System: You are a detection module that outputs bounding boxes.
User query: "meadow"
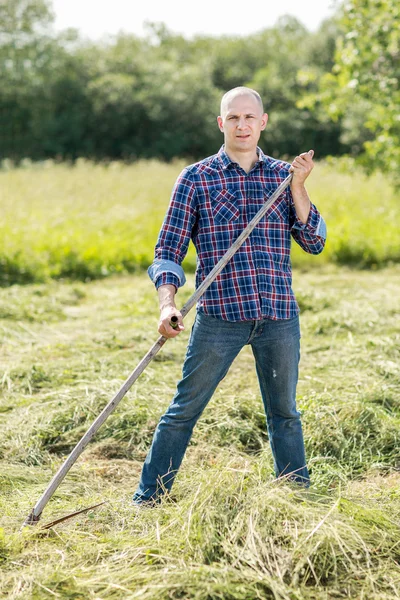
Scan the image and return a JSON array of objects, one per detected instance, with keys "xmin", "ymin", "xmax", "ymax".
[
  {"xmin": 0, "ymin": 160, "xmax": 399, "ymax": 599},
  {"xmin": 1, "ymin": 158, "xmax": 400, "ymax": 286}
]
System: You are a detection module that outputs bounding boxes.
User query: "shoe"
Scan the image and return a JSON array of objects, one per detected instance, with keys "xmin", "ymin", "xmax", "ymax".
[{"xmin": 132, "ymin": 498, "xmax": 159, "ymax": 509}]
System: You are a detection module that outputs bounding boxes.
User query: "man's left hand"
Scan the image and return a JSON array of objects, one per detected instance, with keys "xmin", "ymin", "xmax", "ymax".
[{"xmin": 289, "ymin": 149, "xmax": 314, "ymax": 186}]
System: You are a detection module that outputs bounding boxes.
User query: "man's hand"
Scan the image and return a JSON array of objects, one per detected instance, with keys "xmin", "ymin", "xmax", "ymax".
[
  {"xmin": 157, "ymin": 284, "xmax": 184, "ymax": 338},
  {"xmin": 289, "ymin": 150, "xmax": 315, "ymax": 224},
  {"xmin": 289, "ymin": 149, "xmax": 314, "ymax": 187},
  {"xmin": 158, "ymin": 306, "xmax": 184, "ymax": 338}
]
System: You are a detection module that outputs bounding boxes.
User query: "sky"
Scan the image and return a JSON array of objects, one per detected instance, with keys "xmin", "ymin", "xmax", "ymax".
[{"xmin": 51, "ymin": 0, "xmax": 340, "ymax": 40}]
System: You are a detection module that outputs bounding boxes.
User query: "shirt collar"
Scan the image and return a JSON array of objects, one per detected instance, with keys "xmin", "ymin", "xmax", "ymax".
[{"xmin": 217, "ymin": 145, "xmax": 267, "ymax": 170}]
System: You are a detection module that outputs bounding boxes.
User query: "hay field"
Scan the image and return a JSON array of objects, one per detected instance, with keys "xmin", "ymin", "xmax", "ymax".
[{"xmin": 0, "ymin": 160, "xmax": 399, "ymax": 599}]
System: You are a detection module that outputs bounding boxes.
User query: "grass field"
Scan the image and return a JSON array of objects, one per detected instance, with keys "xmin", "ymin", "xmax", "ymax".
[
  {"xmin": 1, "ymin": 263, "xmax": 400, "ymax": 599},
  {"xmin": 1, "ymin": 160, "xmax": 399, "ymax": 598},
  {"xmin": 1, "ymin": 159, "xmax": 400, "ymax": 286}
]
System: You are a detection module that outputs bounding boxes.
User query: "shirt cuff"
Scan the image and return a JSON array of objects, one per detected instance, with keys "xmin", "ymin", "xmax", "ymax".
[
  {"xmin": 148, "ymin": 259, "xmax": 186, "ymax": 290},
  {"xmin": 155, "ymin": 272, "xmax": 180, "ymax": 290},
  {"xmin": 315, "ymin": 216, "xmax": 327, "ymax": 239},
  {"xmin": 291, "ymin": 204, "xmax": 326, "ymax": 239}
]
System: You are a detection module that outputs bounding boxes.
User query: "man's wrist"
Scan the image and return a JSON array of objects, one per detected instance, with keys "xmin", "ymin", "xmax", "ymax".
[
  {"xmin": 160, "ymin": 301, "xmax": 176, "ymax": 312},
  {"xmin": 158, "ymin": 284, "xmax": 177, "ymax": 312},
  {"xmin": 290, "ymin": 181, "xmax": 307, "ymax": 192}
]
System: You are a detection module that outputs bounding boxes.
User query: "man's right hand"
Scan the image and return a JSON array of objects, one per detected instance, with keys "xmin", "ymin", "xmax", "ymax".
[{"xmin": 158, "ymin": 306, "xmax": 184, "ymax": 338}]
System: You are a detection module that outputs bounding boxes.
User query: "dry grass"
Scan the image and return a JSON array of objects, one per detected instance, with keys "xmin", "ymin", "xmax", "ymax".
[{"xmin": 0, "ymin": 266, "xmax": 400, "ymax": 598}]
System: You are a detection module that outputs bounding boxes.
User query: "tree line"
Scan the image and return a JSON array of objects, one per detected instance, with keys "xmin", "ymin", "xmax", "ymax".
[{"xmin": 1, "ymin": 0, "xmax": 398, "ymax": 175}]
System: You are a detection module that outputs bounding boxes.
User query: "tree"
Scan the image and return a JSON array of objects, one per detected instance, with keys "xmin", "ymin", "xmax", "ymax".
[
  {"xmin": 0, "ymin": 0, "xmax": 56, "ymax": 158},
  {"xmin": 0, "ymin": 3, "xmax": 347, "ymax": 163},
  {"xmin": 248, "ymin": 16, "xmax": 345, "ymax": 158},
  {"xmin": 317, "ymin": 0, "xmax": 400, "ymax": 174}
]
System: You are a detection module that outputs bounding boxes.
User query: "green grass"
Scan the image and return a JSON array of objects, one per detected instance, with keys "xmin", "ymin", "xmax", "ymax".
[
  {"xmin": 1, "ymin": 266, "xmax": 400, "ymax": 598},
  {"xmin": 0, "ymin": 159, "xmax": 191, "ymax": 285},
  {"xmin": 1, "ymin": 159, "xmax": 399, "ymax": 285}
]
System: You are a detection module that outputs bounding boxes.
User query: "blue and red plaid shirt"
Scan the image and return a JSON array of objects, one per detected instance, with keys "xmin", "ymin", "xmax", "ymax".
[{"xmin": 148, "ymin": 146, "xmax": 326, "ymax": 321}]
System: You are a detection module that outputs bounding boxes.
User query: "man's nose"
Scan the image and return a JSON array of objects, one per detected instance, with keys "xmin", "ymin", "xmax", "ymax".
[{"xmin": 237, "ymin": 116, "xmax": 247, "ymax": 129}]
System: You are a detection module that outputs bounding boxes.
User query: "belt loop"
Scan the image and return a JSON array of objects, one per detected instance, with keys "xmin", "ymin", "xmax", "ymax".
[{"xmin": 246, "ymin": 320, "xmax": 257, "ymax": 344}]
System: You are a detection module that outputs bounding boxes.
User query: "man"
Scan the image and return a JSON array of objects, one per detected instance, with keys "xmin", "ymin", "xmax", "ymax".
[{"xmin": 133, "ymin": 86, "xmax": 326, "ymax": 505}]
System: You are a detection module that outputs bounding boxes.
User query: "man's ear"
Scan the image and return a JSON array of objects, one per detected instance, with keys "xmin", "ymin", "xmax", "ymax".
[
  {"xmin": 261, "ymin": 113, "xmax": 268, "ymax": 131},
  {"xmin": 217, "ymin": 116, "xmax": 224, "ymax": 132}
]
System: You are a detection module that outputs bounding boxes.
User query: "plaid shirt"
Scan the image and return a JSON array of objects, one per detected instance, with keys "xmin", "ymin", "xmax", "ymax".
[{"xmin": 148, "ymin": 146, "xmax": 326, "ymax": 321}]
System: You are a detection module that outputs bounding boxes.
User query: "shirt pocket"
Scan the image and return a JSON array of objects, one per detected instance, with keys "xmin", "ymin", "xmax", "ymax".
[
  {"xmin": 210, "ymin": 188, "xmax": 240, "ymax": 223},
  {"xmin": 263, "ymin": 187, "xmax": 289, "ymax": 222}
]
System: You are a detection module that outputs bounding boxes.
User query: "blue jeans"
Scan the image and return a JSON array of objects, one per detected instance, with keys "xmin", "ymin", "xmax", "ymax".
[{"xmin": 133, "ymin": 312, "xmax": 309, "ymax": 503}]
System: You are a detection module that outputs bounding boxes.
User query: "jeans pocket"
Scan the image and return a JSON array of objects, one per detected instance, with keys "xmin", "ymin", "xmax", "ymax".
[{"xmin": 262, "ymin": 315, "xmax": 300, "ymax": 340}]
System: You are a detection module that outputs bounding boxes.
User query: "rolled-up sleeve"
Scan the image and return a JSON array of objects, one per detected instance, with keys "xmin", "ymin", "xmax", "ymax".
[
  {"xmin": 148, "ymin": 259, "xmax": 186, "ymax": 290},
  {"xmin": 287, "ymin": 188, "xmax": 327, "ymax": 255},
  {"xmin": 148, "ymin": 169, "xmax": 197, "ymax": 290}
]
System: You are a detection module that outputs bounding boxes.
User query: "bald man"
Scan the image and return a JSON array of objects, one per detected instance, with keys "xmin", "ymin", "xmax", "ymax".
[{"xmin": 133, "ymin": 86, "xmax": 327, "ymax": 505}]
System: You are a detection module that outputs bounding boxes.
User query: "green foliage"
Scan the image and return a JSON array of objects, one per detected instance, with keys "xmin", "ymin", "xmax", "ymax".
[
  {"xmin": 0, "ymin": 1, "xmax": 346, "ymax": 162},
  {"xmin": 10, "ymin": 0, "xmax": 400, "ymax": 172},
  {"xmin": 0, "ymin": 0, "xmax": 71, "ymax": 158},
  {"xmin": 314, "ymin": 0, "xmax": 400, "ymax": 176},
  {"xmin": 0, "ymin": 0, "xmax": 53, "ymax": 33}
]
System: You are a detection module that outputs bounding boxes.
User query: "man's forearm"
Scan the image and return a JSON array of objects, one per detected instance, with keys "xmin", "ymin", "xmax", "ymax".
[
  {"xmin": 157, "ymin": 284, "xmax": 184, "ymax": 338},
  {"xmin": 290, "ymin": 183, "xmax": 311, "ymax": 224},
  {"xmin": 158, "ymin": 284, "xmax": 177, "ymax": 311}
]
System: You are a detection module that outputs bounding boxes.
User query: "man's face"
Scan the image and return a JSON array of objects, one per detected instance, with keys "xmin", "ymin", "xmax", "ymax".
[{"xmin": 217, "ymin": 93, "xmax": 268, "ymax": 154}]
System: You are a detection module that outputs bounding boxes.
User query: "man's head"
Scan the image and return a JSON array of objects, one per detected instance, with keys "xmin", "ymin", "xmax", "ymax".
[
  {"xmin": 217, "ymin": 87, "xmax": 268, "ymax": 156},
  {"xmin": 220, "ymin": 87, "xmax": 264, "ymax": 118}
]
